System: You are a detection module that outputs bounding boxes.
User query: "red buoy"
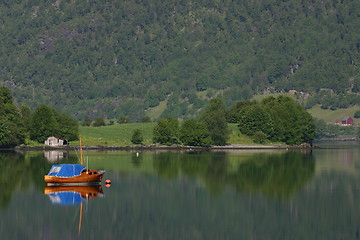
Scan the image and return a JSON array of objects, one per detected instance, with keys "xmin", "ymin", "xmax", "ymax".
[{"xmin": 105, "ymin": 179, "xmax": 112, "ymax": 188}]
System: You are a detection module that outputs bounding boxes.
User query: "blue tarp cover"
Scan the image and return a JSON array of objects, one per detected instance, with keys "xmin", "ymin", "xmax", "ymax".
[
  {"xmin": 47, "ymin": 164, "xmax": 85, "ymax": 177},
  {"xmin": 48, "ymin": 191, "xmax": 83, "ymax": 205}
]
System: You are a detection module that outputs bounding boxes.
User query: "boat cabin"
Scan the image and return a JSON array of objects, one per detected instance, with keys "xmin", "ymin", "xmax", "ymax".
[{"xmin": 47, "ymin": 164, "xmax": 85, "ymax": 177}]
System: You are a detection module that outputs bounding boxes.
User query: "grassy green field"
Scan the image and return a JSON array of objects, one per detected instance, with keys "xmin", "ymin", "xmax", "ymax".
[
  {"xmin": 70, "ymin": 122, "xmax": 261, "ymax": 146},
  {"xmin": 307, "ymin": 104, "xmax": 360, "ymax": 124},
  {"xmin": 74, "ymin": 123, "xmax": 157, "ymax": 146},
  {"xmin": 145, "ymin": 99, "xmax": 168, "ymax": 120}
]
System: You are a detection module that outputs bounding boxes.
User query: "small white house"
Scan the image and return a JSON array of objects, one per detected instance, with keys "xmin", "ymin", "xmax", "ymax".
[{"xmin": 44, "ymin": 136, "xmax": 68, "ymax": 146}]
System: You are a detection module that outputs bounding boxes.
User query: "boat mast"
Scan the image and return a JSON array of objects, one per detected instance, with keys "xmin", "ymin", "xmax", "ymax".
[{"xmin": 79, "ymin": 136, "xmax": 84, "ymax": 165}]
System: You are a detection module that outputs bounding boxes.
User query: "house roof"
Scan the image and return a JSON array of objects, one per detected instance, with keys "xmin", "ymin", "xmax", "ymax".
[
  {"xmin": 47, "ymin": 136, "xmax": 60, "ymax": 140},
  {"xmin": 342, "ymin": 116, "xmax": 352, "ymax": 121}
]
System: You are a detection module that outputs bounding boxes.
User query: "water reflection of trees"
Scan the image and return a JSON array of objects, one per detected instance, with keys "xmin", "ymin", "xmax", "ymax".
[
  {"xmin": 228, "ymin": 151, "xmax": 315, "ymax": 199},
  {"xmin": 131, "ymin": 152, "xmax": 143, "ymax": 168},
  {"xmin": 153, "ymin": 151, "xmax": 315, "ymax": 199},
  {"xmin": 0, "ymin": 151, "xmax": 79, "ymax": 210}
]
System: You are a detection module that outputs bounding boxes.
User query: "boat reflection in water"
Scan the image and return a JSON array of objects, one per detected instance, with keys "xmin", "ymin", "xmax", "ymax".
[
  {"xmin": 44, "ymin": 185, "xmax": 104, "ymax": 235},
  {"xmin": 44, "ymin": 185, "xmax": 104, "ymax": 205}
]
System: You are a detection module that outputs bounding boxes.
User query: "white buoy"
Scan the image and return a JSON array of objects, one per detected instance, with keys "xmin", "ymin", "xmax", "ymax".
[{"xmin": 136, "ymin": 152, "xmax": 139, "ymax": 157}]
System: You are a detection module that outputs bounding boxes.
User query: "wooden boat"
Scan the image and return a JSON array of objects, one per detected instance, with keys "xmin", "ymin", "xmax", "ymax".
[
  {"xmin": 44, "ymin": 164, "xmax": 105, "ymax": 184},
  {"xmin": 44, "ymin": 137, "xmax": 105, "ymax": 185}
]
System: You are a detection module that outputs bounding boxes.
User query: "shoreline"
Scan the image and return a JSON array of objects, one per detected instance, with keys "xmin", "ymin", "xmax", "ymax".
[
  {"xmin": 7, "ymin": 143, "xmax": 314, "ymax": 152},
  {"xmin": 4, "ymin": 138, "xmax": 356, "ymax": 152}
]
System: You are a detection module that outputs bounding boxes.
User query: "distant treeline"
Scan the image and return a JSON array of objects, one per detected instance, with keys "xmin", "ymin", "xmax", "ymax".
[
  {"xmin": 306, "ymin": 92, "xmax": 360, "ymax": 110},
  {"xmin": 0, "ymin": 0, "xmax": 359, "ymax": 120}
]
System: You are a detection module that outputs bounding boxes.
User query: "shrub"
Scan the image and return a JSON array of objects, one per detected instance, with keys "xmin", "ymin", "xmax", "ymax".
[
  {"xmin": 131, "ymin": 129, "xmax": 144, "ymax": 144},
  {"xmin": 153, "ymin": 117, "xmax": 179, "ymax": 145},
  {"xmin": 354, "ymin": 110, "xmax": 360, "ymax": 118},
  {"xmin": 252, "ymin": 131, "xmax": 268, "ymax": 144},
  {"xmin": 118, "ymin": 116, "xmax": 130, "ymax": 124},
  {"xmin": 92, "ymin": 116, "xmax": 106, "ymax": 127}
]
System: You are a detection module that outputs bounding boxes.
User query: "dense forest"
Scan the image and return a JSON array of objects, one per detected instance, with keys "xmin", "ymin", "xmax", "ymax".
[{"xmin": 0, "ymin": 0, "xmax": 359, "ymax": 120}]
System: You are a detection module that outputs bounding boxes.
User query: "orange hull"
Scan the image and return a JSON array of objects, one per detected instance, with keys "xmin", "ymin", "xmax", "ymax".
[{"xmin": 44, "ymin": 170, "xmax": 105, "ymax": 184}]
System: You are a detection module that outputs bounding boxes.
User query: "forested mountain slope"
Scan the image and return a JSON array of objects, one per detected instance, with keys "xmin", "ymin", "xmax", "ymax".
[{"xmin": 0, "ymin": 0, "xmax": 359, "ymax": 120}]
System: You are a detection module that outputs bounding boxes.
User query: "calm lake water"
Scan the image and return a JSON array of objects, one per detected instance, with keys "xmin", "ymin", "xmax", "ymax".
[{"xmin": 1, "ymin": 142, "xmax": 360, "ymax": 240}]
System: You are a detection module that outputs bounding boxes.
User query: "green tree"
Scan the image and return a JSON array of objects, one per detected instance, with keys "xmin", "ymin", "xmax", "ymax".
[
  {"xmin": 252, "ymin": 131, "xmax": 269, "ymax": 144},
  {"xmin": 19, "ymin": 104, "xmax": 32, "ymax": 132},
  {"xmin": 0, "ymin": 88, "xmax": 26, "ymax": 147},
  {"xmin": 0, "ymin": 107, "xmax": 26, "ymax": 147},
  {"xmin": 314, "ymin": 118, "xmax": 338, "ymax": 139},
  {"xmin": 227, "ymin": 100, "xmax": 257, "ymax": 123},
  {"xmin": 199, "ymin": 99, "xmax": 229, "ymax": 145},
  {"xmin": 55, "ymin": 113, "xmax": 79, "ymax": 141},
  {"xmin": 262, "ymin": 95, "xmax": 315, "ymax": 144},
  {"xmin": 141, "ymin": 116, "xmax": 152, "ymax": 123},
  {"xmin": 179, "ymin": 119, "xmax": 212, "ymax": 146},
  {"xmin": 238, "ymin": 103, "xmax": 274, "ymax": 140},
  {"xmin": 118, "ymin": 115, "xmax": 130, "ymax": 124},
  {"xmin": 153, "ymin": 117, "xmax": 179, "ymax": 145},
  {"xmin": 29, "ymin": 105, "xmax": 78, "ymax": 142},
  {"xmin": 0, "ymin": 87, "xmax": 13, "ymax": 105},
  {"xmin": 30, "ymin": 105, "xmax": 59, "ymax": 143},
  {"xmin": 93, "ymin": 116, "xmax": 106, "ymax": 127},
  {"xmin": 131, "ymin": 129, "xmax": 144, "ymax": 144},
  {"xmin": 82, "ymin": 115, "xmax": 92, "ymax": 126}
]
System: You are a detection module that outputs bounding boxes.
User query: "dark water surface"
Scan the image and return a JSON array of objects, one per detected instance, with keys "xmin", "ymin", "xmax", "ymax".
[{"xmin": 1, "ymin": 142, "xmax": 360, "ymax": 239}]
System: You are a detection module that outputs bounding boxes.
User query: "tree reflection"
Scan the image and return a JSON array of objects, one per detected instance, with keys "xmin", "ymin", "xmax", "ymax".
[
  {"xmin": 180, "ymin": 151, "xmax": 229, "ymax": 194},
  {"xmin": 228, "ymin": 151, "xmax": 315, "ymax": 199},
  {"xmin": 203, "ymin": 153, "xmax": 229, "ymax": 195},
  {"xmin": 153, "ymin": 152, "xmax": 180, "ymax": 180},
  {"xmin": 0, "ymin": 152, "xmax": 48, "ymax": 209},
  {"xmin": 153, "ymin": 150, "xmax": 315, "ymax": 199},
  {"xmin": 0, "ymin": 151, "xmax": 79, "ymax": 210}
]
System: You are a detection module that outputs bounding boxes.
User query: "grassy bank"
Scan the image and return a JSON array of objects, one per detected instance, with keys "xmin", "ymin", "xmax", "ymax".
[
  {"xmin": 73, "ymin": 123, "xmax": 157, "ymax": 146},
  {"xmin": 21, "ymin": 123, "xmax": 284, "ymax": 147},
  {"xmin": 67, "ymin": 123, "xmax": 264, "ymax": 146}
]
